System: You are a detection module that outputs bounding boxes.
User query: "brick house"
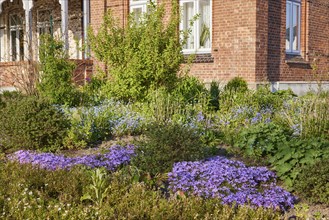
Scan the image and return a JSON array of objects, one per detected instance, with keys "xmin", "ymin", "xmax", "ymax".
[{"xmin": 0, "ymin": 0, "xmax": 328, "ymax": 94}]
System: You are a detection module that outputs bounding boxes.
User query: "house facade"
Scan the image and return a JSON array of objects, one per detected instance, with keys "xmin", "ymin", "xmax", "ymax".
[{"xmin": 0, "ymin": 0, "xmax": 328, "ymax": 93}]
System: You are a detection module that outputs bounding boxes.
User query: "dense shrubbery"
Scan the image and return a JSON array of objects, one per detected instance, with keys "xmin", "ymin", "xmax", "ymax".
[
  {"xmin": 233, "ymin": 122, "xmax": 291, "ymax": 160},
  {"xmin": 132, "ymin": 122, "xmax": 214, "ymax": 176},
  {"xmin": 37, "ymin": 35, "xmax": 80, "ymax": 106},
  {"xmin": 294, "ymin": 159, "xmax": 329, "ymax": 205},
  {"xmin": 0, "ymin": 96, "xmax": 69, "ymax": 152},
  {"xmin": 269, "ymin": 137, "xmax": 329, "ymax": 188},
  {"xmin": 89, "ymin": 2, "xmax": 183, "ymax": 102},
  {"xmin": 0, "ymin": 162, "xmax": 281, "ymax": 219}
]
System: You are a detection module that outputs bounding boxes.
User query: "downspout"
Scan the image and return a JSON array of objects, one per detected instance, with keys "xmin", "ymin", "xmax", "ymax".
[{"xmin": 304, "ymin": 0, "xmax": 308, "ymax": 62}]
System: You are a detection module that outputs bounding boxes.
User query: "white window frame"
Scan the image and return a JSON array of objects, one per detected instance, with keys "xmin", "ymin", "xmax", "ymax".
[
  {"xmin": 286, "ymin": 0, "xmax": 301, "ymax": 55},
  {"xmin": 9, "ymin": 13, "xmax": 24, "ymax": 61},
  {"xmin": 130, "ymin": 0, "xmax": 148, "ymax": 13},
  {"xmin": 180, "ymin": 0, "xmax": 212, "ymax": 54}
]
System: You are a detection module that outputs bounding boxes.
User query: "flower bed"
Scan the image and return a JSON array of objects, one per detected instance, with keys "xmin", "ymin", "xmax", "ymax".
[
  {"xmin": 8, "ymin": 145, "xmax": 135, "ymax": 171},
  {"xmin": 168, "ymin": 156, "xmax": 295, "ymax": 211}
]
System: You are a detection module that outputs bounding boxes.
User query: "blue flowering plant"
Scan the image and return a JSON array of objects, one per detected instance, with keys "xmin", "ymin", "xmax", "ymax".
[
  {"xmin": 64, "ymin": 100, "xmax": 149, "ymax": 149},
  {"xmin": 8, "ymin": 145, "xmax": 135, "ymax": 172},
  {"xmin": 168, "ymin": 156, "xmax": 296, "ymax": 211}
]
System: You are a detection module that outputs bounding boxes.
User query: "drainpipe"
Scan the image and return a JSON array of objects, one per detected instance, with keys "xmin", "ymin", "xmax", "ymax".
[{"xmin": 304, "ymin": 0, "xmax": 309, "ymax": 62}]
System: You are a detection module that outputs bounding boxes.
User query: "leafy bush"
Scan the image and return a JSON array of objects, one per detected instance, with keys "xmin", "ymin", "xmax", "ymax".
[
  {"xmin": 0, "ymin": 91, "xmax": 24, "ymax": 109},
  {"xmin": 89, "ymin": 2, "xmax": 183, "ymax": 101},
  {"xmin": 132, "ymin": 122, "xmax": 212, "ymax": 175},
  {"xmin": 224, "ymin": 77, "xmax": 248, "ymax": 93},
  {"xmin": 0, "ymin": 96, "xmax": 69, "ymax": 152},
  {"xmin": 269, "ymin": 137, "xmax": 329, "ymax": 188},
  {"xmin": 251, "ymin": 86, "xmax": 286, "ymax": 110},
  {"xmin": 294, "ymin": 159, "xmax": 329, "ymax": 205},
  {"xmin": 0, "ymin": 162, "xmax": 91, "ymax": 205},
  {"xmin": 37, "ymin": 34, "xmax": 79, "ymax": 106},
  {"xmin": 233, "ymin": 123, "xmax": 291, "ymax": 159},
  {"xmin": 208, "ymin": 81, "xmax": 220, "ymax": 111},
  {"xmin": 64, "ymin": 101, "xmax": 147, "ymax": 149},
  {"xmin": 172, "ymin": 75, "xmax": 207, "ymax": 103}
]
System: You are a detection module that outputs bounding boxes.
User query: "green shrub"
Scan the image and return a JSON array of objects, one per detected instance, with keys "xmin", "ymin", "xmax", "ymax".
[
  {"xmin": 224, "ymin": 77, "xmax": 248, "ymax": 93},
  {"xmin": 0, "ymin": 91, "xmax": 24, "ymax": 109},
  {"xmin": 269, "ymin": 137, "xmax": 329, "ymax": 188},
  {"xmin": 64, "ymin": 105, "xmax": 116, "ymax": 149},
  {"xmin": 89, "ymin": 2, "xmax": 183, "ymax": 102},
  {"xmin": 132, "ymin": 122, "xmax": 212, "ymax": 175},
  {"xmin": 172, "ymin": 75, "xmax": 207, "ymax": 103},
  {"xmin": 37, "ymin": 34, "xmax": 79, "ymax": 106},
  {"xmin": 0, "ymin": 96, "xmax": 69, "ymax": 152},
  {"xmin": 208, "ymin": 81, "xmax": 220, "ymax": 111},
  {"xmin": 234, "ymin": 123, "xmax": 290, "ymax": 160},
  {"xmin": 294, "ymin": 159, "xmax": 329, "ymax": 205}
]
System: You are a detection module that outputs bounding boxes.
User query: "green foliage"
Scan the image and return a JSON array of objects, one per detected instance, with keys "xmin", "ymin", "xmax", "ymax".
[
  {"xmin": 0, "ymin": 162, "xmax": 90, "ymax": 206},
  {"xmin": 251, "ymin": 85, "xmax": 286, "ymax": 110},
  {"xmin": 277, "ymin": 94, "xmax": 329, "ymax": 139},
  {"xmin": 208, "ymin": 81, "xmax": 220, "ymax": 111},
  {"xmin": 172, "ymin": 75, "xmax": 207, "ymax": 104},
  {"xmin": 224, "ymin": 77, "xmax": 248, "ymax": 93},
  {"xmin": 0, "ymin": 91, "xmax": 24, "ymax": 109},
  {"xmin": 64, "ymin": 105, "xmax": 115, "ymax": 149},
  {"xmin": 294, "ymin": 159, "xmax": 329, "ymax": 205},
  {"xmin": 234, "ymin": 123, "xmax": 290, "ymax": 160},
  {"xmin": 37, "ymin": 34, "xmax": 79, "ymax": 106},
  {"xmin": 269, "ymin": 138, "xmax": 329, "ymax": 188},
  {"xmin": 89, "ymin": 2, "xmax": 183, "ymax": 101},
  {"xmin": 81, "ymin": 168, "xmax": 111, "ymax": 207},
  {"xmin": 79, "ymin": 75, "xmax": 106, "ymax": 106},
  {"xmin": 132, "ymin": 122, "xmax": 212, "ymax": 176},
  {"xmin": 0, "ymin": 162, "xmax": 281, "ymax": 219},
  {"xmin": 0, "ymin": 96, "xmax": 69, "ymax": 152}
]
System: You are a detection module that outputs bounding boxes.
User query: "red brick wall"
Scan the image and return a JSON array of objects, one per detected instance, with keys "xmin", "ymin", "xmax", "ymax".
[{"xmin": 256, "ymin": 0, "xmax": 329, "ymax": 82}]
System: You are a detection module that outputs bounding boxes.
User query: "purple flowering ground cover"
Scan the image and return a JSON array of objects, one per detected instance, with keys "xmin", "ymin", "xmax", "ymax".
[
  {"xmin": 8, "ymin": 145, "xmax": 135, "ymax": 171},
  {"xmin": 8, "ymin": 144, "xmax": 295, "ymax": 211},
  {"xmin": 168, "ymin": 156, "xmax": 295, "ymax": 211}
]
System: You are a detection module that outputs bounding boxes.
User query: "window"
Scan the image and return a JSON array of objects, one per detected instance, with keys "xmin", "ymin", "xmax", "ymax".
[
  {"xmin": 180, "ymin": 0, "xmax": 211, "ymax": 53},
  {"xmin": 10, "ymin": 14, "xmax": 24, "ymax": 61},
  {"xmin": 37, "ymin": 10, "xmax": 53, "ymax": 37},
  {"xmin": 286, "ymin": 0, "xmax": 301, "ymax": 54},
  {"xmin": 130, "ymin": 0, "xmax": 148, "ymax": 21}
]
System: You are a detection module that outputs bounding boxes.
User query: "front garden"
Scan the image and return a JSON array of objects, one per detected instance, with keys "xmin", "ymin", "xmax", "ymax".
[{"xmin": 0, "ymin": 2, "xmax": 328, "ymax": 219}]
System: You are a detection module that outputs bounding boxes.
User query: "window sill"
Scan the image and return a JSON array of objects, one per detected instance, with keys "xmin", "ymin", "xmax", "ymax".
[
  {"xmin": 183, "ymin": 53, "xmax": 214, "ymax": 63},
  {"xmin": 285, "ymin": 54, "xmax": 310, "ymax": 66}
]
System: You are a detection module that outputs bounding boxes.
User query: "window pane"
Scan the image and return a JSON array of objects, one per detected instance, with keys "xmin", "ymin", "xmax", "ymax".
[
  {"xmin": 286, "ymin": 2, "xmax": 291, "ymax": 51},
  {"xmin": 199, "ymin": 0, "xmax": 211, "ymax": 49},
  {"xmin": 292, "ymin": 4, "xmax": 299, "ymax": 51},
  {"xmin": 131, "ymin": 7, "xmax": 143, "ymax": 22},
  {"xmin": 182, "ymin": 2, "xmax": 194, "ymax": 50}
]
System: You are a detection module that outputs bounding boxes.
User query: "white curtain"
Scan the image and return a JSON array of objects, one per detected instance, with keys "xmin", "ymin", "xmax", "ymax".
[{"xmin": 199, "ymin": 0, "xmax": 210, "ymax": 49}]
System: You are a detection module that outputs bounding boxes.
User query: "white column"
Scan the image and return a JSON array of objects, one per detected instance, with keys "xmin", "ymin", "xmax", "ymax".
[
  {"xmin": 0, "ymin": 0, "xmax": 6, "ymax": 14},
  {"xmin": 59, "ymin": 0, "xmax": 69, "ymax": 51},
  {"xmin": 22, "ymin": 0, "xmax": 33, "ymax": 60},
  {"xmin": 83, "ymin": 0, "xmax": 90, "ymax": 59}
]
